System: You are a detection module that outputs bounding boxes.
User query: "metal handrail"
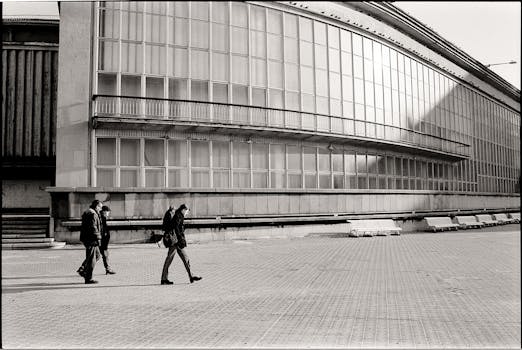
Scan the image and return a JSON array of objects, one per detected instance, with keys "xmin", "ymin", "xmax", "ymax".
[{"xmin": 92, "ymin": 94, "xmax": 471, "ymax": 153}]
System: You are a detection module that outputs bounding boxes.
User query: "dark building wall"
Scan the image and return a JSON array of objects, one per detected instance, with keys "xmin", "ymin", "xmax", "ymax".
[
  {"xmin": 1, "ymin": 45, "xmax": 58, "ymax": 161},
  {"xmin": 2, "ymin": 19, "xmax": 59, "ymax": 210}
]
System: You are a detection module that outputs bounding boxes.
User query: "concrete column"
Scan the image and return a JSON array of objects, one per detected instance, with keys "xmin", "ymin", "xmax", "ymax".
[{"xmin": 56, "ymin": 2, "xmax": 93, "ymax": 187}]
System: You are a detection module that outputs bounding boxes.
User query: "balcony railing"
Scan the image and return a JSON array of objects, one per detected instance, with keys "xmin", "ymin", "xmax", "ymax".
[{"xmin": 93, "ymin": 94, "xmax": 470, "ymax": 158}]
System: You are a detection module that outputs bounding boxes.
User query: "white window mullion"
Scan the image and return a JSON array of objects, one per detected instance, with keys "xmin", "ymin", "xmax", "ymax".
[
  {"xmin": 116, "ymin": 137, "xmax": 121, "ymax": 187},
  {"xmin": 140, "ymin": 138, "xmax": 145, "ymax": 187}
]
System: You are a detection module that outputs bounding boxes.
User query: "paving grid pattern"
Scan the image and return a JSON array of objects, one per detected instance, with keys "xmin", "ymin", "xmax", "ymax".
[{"xmin": 2, "ymin": 227, "xmax": 520, "ymax": 349}]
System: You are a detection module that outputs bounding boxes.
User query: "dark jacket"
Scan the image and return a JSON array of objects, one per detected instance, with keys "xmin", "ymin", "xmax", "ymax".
[
  {"xmin": 80, "ymin": 208, "xmax": 102, "ymax": 246},
  {"xmin": 172, "ymin": 208, "xmax": 187, "ymax": 249},
  {"xmin": 100, "ymin": 215, "xmax": 110, "ymax": 249},
  {"xmin": 162, "ymin": 208, "xmax": 175, "ymax": 234}
]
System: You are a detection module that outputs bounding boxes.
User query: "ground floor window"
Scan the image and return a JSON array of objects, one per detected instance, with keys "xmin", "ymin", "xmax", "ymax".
[{"xmin": 95, "ymin": 135, "xmax": 495, "ymax": 192}]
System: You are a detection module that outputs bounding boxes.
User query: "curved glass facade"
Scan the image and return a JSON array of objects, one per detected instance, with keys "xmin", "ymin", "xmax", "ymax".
[{"xmin": 94, "ymin": 1, "xmax": 520, "ymax": 194}]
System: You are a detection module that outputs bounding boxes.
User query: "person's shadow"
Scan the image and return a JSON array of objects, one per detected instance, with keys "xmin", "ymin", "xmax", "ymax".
[{"xmin": 2, "ymin": 279, "xmax": 185, "ymax": 294}]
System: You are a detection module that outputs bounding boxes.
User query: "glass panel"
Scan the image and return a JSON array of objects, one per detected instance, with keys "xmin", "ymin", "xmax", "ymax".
[
  {"xmin": 173, "ymin": 18, "xmax": 189, "ymax": 46},
  {"xmin": 314, "ymin": 21, "xmax": 326, "ymax": 45},
  {"xmin": 173, "ymin": 47, "xmax": 188, "ymax": 77},
  {"xmin": 328, "ymin": 25, "xmax": 339, "ymax": 49},
  {"xmin": 145, "ymin": 139, "xmax": 164, "ymax": 166},
  {"xmin": 303, "ymin": 147, "xmax": 316, "ymax": 171},
  {"xmin": 284, "ymin": 37, "xmax": 298, "ymax": 63},
  {"xmin": 288, "ymin": 145, "xmax": 301, "ymax": 170},
  {"xmin": 251, "ymin": 31, "xmax": 266, "ymax": 58},
  {"xmin": 252, "ymin": 144, "xmax": 268, "ymax": 169},
  {"xmin": 121, "ymin": 139, "xmax": 140, "ymax": 166},
  {"xmin": 288, "ymin": 173, "xmax": 302, "ymax": 188},
  {"xmin": 332, "ymin": 152, "xmax": 343, "ymax": 172},
  {"xmin": 213, "ymin": 83, "xmax": 228, "ymax": 103},
  {"xmin": 97, "ymin": 138, "xmax": 116, "ymax": 165},
  {"xmin": 212, "ymin": 52, "xmax": 229, "ymax": 82},
  {"xmin": 315, "ymin": 45, "xmax": 327, "ymax": 70},
  {"xmin": 213, "ymin": 141, "xmax": 230, "ymax": 167},
  {"xmin": 98, "ymin": 73, "xmax": 117, "ymax": 95},
  {"xmin": 191, "ymin": 50, "xmax": 209, "ymax": 80},
  {"xmin": 301, "ymin": 66, "xmax": 314, "ymax": 94},
  {"xmin": 168, "ymin": 140, "xmax": 187, "ymax": 166},
  {"xmin": 232, "ymin": 84, "xmax": 248, "ymax": 104},
  {"xmin": 121, "ymin": 42, "xmax": 142, "ymax": 73},
  {"xmin": 233, "ymin": 142, "xmax": 250, "ymax": 168},
  {"xmin": 252, "ymin": 58, "xmax": 267, "ymax": 87},
  {"xmin": 191, "ymin": 141, "xmax": 210, "ymax": 167},
  {"xmin": 146, "ymin": 77, "xmax": 164, "ymax": 98},
  {"xmin": 145, "ymin": 169, "xmax": 165, "ymax": 187},
  {"xmin": 121, "ymin": 169, "xmax": 138, "ymax": 187},
  {"xmin": 300, "ymin": 41, "xmax": 314, "ymax": 66},
  {"xmin": 319, "ymin": 174, "xmax": 331, "ymax": 189},
  {"xmin": 213, "ymin": 170, "xmax": 229, "ymax": 188},
  {"xmin": 299, "ymin": 17, "xmax": 313, "ymax": 42},
  {"xmin": 252, "ymin": 88, "xmax": 266, "ymax": 107},
  {"xmin": 253, "ymin": 172, "xmax": 268, "ymax": 188},
  {"xmin": 267, "ymin": 10, "xmax": 282, "ymax": 35},
  {"xmin": 231, "ymin": 2, "xmax": 247, "ymax": 27},
  {"xmin": 284, "ymin": 13, "xmax": 298, "ymax": 38},
  {"xmin": 97, "ymin": 168, "xmax": 115, "ymax": 187},
  {"xmin": 212, "ymin": 23, "xmax": 228, "ymax": 51},
  {"xmin": 231, "ymin": 27, "xmax": 248, "ymax": 55},
  {"xmin": 268, "ymin": 34, "xmax": 283, "ymax": 61},
  {"xmin": 192, "ymin": 170, "xmax": 210, "ymax": 187},
  {"xmin": 268, "ymin": 61, "xmax": 283, "ymax": 89},
  {"xmin": 212, "ymin": 1, "xmax": 228, "ymax": 23},
  {"xmin": 191, "ymin": 2, "xmax": 208, "ymax": 20},
  {"xmin": 270, "ymin": 172, "xmax": 286, "ymax": 188},
  {"xmin": 169, "ymin": 169, "xmax": 188, "ymax": 187},
  {"xmin": 231, "ymin": 55, "xmax": 248, "ymax": 84},
  {"xmin": 169, "ymin": 78, "xmax": 187, "ymax": 99},
  {"xmin": 270, "ymin": 144, "xmax": 285, "ymax": 170},
  {"xmin": 305, "ymin": 174, "xmax": 316, "ymax": 188},
  {"xmin": 191, "ymin": 80, "xmax": 208, "ymax": 101},
  {"xmin": 251, "ymin": 6, "xmax": 266, "ymax": 31},
  {"xmin": 121, "ymin": 75, "xmax": 141, "ymax": 97},
  {"xmin": 318, "ymin": 149, "xmax": 330, "ymax": 171}
]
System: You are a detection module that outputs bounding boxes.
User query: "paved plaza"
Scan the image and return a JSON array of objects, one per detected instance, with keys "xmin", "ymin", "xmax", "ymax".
[{"xmin": 2, "ymin": 226, "xmax": 520, "ymax": 349}]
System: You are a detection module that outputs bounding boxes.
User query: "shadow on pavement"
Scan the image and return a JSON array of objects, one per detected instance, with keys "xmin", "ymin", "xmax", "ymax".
[{"xmin": 2, "ymin": 282, "xmax": 184, "ymax": 294}]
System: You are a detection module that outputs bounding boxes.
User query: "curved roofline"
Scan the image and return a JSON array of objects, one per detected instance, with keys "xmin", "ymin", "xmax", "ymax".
[{"xmin": 343, "ymin": 1, "xmax": 520, "ymax": 101}]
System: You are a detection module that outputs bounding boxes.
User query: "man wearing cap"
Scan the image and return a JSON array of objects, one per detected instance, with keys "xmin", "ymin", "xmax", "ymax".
[
  {"xmin": 78, "ymin": 204, "xmax": 115, "ymax": 277},
  {"xmin": 161, "ymin": 204, "xmax": 202, "ymax": 285}
]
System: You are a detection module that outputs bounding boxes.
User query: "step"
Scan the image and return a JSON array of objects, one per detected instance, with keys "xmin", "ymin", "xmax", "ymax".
[
  {"xmin": 2, "ymin": 224, "xmax": 49, "ymax": 229},
  {"xmin": 2, "ymin": 238, "xmax": 54, "ymax": 244},
  {"xmin": 1, "ymin": 219, "xmax": 49, "ymax": 225},
  {"xmin": 2, "ymin": 241, "xmax": 66, "ymax": 250},
  {"xmin": 2, "ymin": 233, "xmax": 47, "ymax": 239},
  {"xmin": 2, "ymin": 229, "xmax": 48, "ymax": 235}
]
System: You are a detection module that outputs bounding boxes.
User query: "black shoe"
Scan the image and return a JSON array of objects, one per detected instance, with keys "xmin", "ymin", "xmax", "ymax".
[
  {"xmin": 77, "ymin": 267, "xmax": 85, "ymax": 277},
  {"xmin": 106, "ymin": 269, "xmax": 116, "ymax": 275},
  {"xmin": 190, "ymin": 276, "xmax": 202, "ymax": 283},
  {"xmin": 161, "ymin": 279, "xmax": 173, "ymax": 285},
  {"xmin": 85, "ymin": 280, "xmax": 98, "ymax": 284}
]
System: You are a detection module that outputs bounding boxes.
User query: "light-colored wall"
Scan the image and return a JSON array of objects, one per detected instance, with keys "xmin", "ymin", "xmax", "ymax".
[
  {"xmin": 2, "ymin": 179, "xmax": 51, "ymax": 208},
  {"xmin": 55, "ymin": 2, "xmax": 93, "ymax": 187},
  {"xmin": 51, "ymin": 190, "xmax": 520, "ymax": 219}
]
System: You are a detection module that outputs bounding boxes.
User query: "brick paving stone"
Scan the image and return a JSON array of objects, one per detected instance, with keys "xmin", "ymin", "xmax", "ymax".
[{"xmin": 2, "ymin": 228, "xmax": 520, "ymax": 348}]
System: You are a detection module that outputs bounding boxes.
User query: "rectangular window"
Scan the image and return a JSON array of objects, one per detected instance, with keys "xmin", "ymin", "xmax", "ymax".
[
  {"xmin": 121, "ymin": 139, "xmax": 140, "ymax": 166},
  {"xmin": 97, "ymin": 138, "xmax": 116, "ymax": 165},
  {"xmin": 144, "ymin": 139, "xmax": 164, "ymax": 166},
  {"xmin": 270, "ymin": 144, "xmax": 286, "ymax": 188}
]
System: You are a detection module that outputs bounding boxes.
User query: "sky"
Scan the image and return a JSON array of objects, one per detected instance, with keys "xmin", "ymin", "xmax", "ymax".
[
  {"xmin": 2, "ymin": 1, "xmax": 521, "ymax": 90},
  {"xmin": 393, "ymin": 1, "xmax": 521, "ymax": 89}
]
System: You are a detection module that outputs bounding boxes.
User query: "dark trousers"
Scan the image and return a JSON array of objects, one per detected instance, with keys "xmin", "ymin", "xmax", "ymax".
[
  {"xmin": 81, "ymin": 247, "xmax": 109, "ymax": 271},
  {"xmin": 161, "ymin": 245, "xmax": 193, "ymax": 281},
  {"xmin": 83, "ymin": 245, "xmax": 101, "ymax": 281}
]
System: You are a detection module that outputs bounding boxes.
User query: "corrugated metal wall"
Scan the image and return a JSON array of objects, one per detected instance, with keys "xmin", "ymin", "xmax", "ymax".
[{"xmin": 1, "ymin": 44, "xmax": 58, "ymax": 158}]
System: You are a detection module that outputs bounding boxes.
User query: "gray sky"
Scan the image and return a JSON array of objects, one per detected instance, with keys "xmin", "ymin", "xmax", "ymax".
[
  {"xmin": 3, "ymin": 1, "xmax": 520, "ymax": 89},
  {"xmin": 394, "ymin": 1, "xmax": 521, "ymax": 89}
]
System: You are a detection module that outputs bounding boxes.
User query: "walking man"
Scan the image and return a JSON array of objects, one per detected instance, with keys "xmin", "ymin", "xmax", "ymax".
[
  {"xmin": 79, "ymin": 200, "xmax": 103, "ymax": 284},
  {"xmin": 161, "ymin": 204, "xmax": 202, "ymax": 285},
  {"xmin": 77, "ymin": 205, "xmax": 115, "ymax": 276}
]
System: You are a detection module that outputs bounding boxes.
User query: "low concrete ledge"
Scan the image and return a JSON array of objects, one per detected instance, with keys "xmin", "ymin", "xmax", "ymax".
[{"xmin": 58, "ymin": 208, "xmax": 521, "ymax": 230}]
